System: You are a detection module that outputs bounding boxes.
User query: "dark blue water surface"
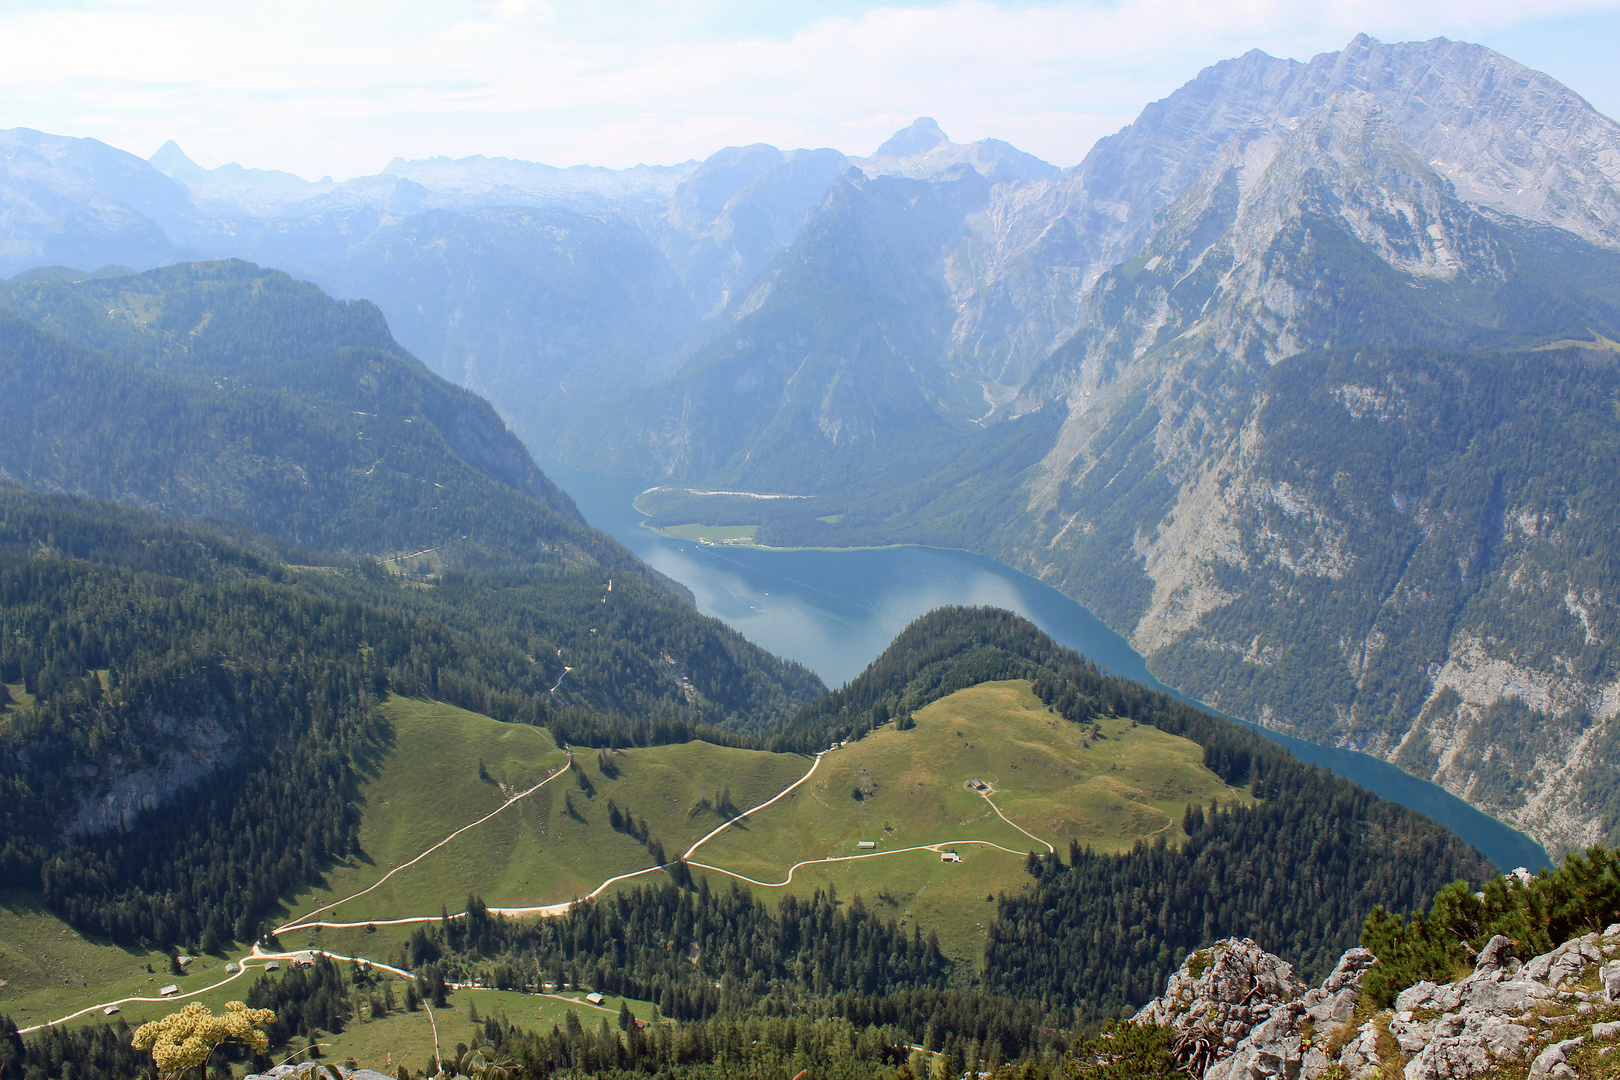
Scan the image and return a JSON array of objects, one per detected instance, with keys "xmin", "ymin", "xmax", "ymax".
[{"xmin": 544, "ymin": 463, "xmax": 1551, "ymax": 872}]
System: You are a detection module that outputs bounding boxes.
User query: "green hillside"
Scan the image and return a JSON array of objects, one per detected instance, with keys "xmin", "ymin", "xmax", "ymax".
[
  {"xmin": 0, "ymin": 260, "xmax": 597, "ymax": 571},
  {"xmin": 0, "ymin": 692, "xmax": 807, "ymax": 1031},
  {"xmin": 276, "ymin": 697, "xmax": 810, "ymax": 941},
  {"xmin": 279, "ymin": 685, "xmax": 1244, "ymax": 966},
  {"xmin": 0, "ymin": 263, "xmax": 825, "ymax": 730},
  {"xmin": 693, "ymin": 680, "xmax": 1245, "ymax": 957},
  {"xmin": 0, "ymin": 892, "xmax": 174, "ymax": 1032},
  {"xmin": 0, "ymin": 488, "xmax": 818, "ymax": 970},
  {"xmin": 3, "ymin": 605, "xmax": 1499, "ymax": 1080}
]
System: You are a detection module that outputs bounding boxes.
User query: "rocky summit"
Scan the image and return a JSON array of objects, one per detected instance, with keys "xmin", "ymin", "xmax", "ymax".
[{"xmin": 1132, "ymin": 926, "xmax": 1620, "ymax": 1078}]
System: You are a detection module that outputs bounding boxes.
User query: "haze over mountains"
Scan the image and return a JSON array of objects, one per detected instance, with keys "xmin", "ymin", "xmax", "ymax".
[
  {"xmin": 14, "ymin": 27, "xmax": 1620, "ymax": 1080},
  {"xmin": 5, "ymin": 31, "xmax": 1620, "ymax": 859}
]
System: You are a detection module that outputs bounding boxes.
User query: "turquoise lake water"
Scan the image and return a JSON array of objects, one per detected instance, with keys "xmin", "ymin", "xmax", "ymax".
[{"xmin": 544, "ymin": 463, "xmax": 1552, "ymax": 873}]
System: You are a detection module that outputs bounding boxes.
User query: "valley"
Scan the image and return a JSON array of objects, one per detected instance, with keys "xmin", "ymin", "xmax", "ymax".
[
  {"xmin": 6, "ymin": 22, "xmax": 1620, "ymax": 1080},
  {"xmin": 548, "ymin": 462, "xmax": 1551, "ymax": 873},
  {"xmin": 0, "ymin": 484, "xmax": 1503, "ymax": 1077}
]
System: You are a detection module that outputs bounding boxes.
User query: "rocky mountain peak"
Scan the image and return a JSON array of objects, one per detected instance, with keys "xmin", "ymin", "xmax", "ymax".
[
  {"xmin": 1288, "ymin": 36, "xmax": 1620, "ymax": 247},
  {"xmin": 1012, "ymin": 32, "xmax": 1620, "ymax": 325},
  {"xmin": 876, "ymin": 117, "xmax": 950, "ymax": 158},
  {"xmin": 148, "ymin": 139, "xmax": 201, "ymax": 179}
]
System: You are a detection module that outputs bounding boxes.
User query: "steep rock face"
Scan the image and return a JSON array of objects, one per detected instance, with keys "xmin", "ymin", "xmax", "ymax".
[
  {"xmin": 0, "ymin": 128, "xmax": 184, "ymax": 276},
  {"xmin": 1281, "ymin": 35, "xmax": 1620, "ymax": 249},
  {"xmin": 946, "ymin": 34, "xmax": 1620, "ymax": 389},
  {"xmin": 64, "ymin": 708, "xmax": 241, "ymax": 837},
  {"xmin": 656, "ymin": 143, "xmax": 854, "ymax": 321},
  {"xmin": 976, "ymin": 73, "xmax": 1620, "ymax": 856},
  {"xmin": 1028, "ymin": 89, "xmax": 1517, "ymax": 417},
  {"xmin": 1012, "ymin": 337, "xmax": 1620, "ymax": 854}
]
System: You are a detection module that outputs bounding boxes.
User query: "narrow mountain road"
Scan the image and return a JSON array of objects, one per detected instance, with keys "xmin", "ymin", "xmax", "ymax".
[
  {"xmin": 27, "ymin": 740, "xmax": 1064, "ymax": 1034},
  {"xmin": 978, "ymin": 788, "xmax": 1055, "ymax": 853},
  {"xmin": 682, "ymin": 749, "xmax": 827, "ymax": 859},
  {"xmin": 276, "ymin": 754, "xmax": 572, "ymax": 934},
  {"xmin": 688, "ymin": 839, "xmax": 1031, "ymax": 889}
]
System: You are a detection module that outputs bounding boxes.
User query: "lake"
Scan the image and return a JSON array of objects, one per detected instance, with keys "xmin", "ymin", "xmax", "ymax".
[{"xmin": 544, "ymin": 462, "xmax": 1552, "ymax": 873}]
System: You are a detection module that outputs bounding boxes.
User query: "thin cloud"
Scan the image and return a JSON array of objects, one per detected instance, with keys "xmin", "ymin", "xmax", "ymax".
[{"xmin": 0, "ymin": 0, "xmax": 1615, "ymax": 178}]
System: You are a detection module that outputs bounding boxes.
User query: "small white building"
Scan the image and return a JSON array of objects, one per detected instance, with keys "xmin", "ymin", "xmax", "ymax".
[
  {"xmin": 857, "ymin": 841, "xmax": 877, "ymax": 849},
  {"xmin": 939, "ymin": 851, "xmax": 962, "ymax": 863},
  {"xmin": 586, "ymin": 992, "xmax": 605, "ymax": 1005},
  {"xmin": 159, "ymin": 985, "xmax": 180, "ymax": 997},
  {"xmin": 102, "ymin": 1006, "xmax": 120, "ymax": 1016},
  {"xmin": 265, "ymin": 961, "xmax": 281, "ymax": 972}
]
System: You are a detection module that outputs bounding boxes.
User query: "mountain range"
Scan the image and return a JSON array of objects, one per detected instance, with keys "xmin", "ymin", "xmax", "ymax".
[
  {"xmin": 4, "ymin": 33, "xmax": 1620, "ymax": 858},
  {"xmin": 12, "ymin": 30, "xmax": 1620, "ymax": 1078}
]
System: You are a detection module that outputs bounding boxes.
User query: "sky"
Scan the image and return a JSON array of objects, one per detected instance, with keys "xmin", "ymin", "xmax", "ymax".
[{"xmin": 2, "ymin": 0, "xmax": 1619, "ymax": 180}]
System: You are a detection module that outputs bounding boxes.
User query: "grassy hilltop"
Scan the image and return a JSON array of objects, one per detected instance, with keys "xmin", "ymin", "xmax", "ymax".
[{"xmin": 693, "ymin": 680, "xmax": 1245, "ymax": 958}]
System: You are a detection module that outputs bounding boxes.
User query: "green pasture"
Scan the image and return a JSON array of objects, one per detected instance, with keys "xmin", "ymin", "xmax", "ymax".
[
  {"xmin": 0, "ymin": 889, "xmax": 177, "ymax": 1030},
  {"xmin": 4, "ymin": 683, "xmax": 1242, "ymax": 1026},
  {"xmin": 317, "ymin": 987, "xmax": 657, "ymax": 1074},
  {"xmin": 689, "ymin": 680, "xmax": 1247, "ymax": 960},
  {"xmin": 276, "ymin": 697, "xmax": 809, "ymax": 938}
]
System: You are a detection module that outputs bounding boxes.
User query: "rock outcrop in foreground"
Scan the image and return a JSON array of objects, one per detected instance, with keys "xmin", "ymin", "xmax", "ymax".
[{"xmin": 1133, "ymin": 927, "xmax": 1620, "ymax": 1078}]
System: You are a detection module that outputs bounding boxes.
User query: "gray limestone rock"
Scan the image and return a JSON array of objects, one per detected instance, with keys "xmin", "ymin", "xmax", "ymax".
[
  {"xmin": 1133, "ymin": 940, "xmax": 1376, "ymax": 1080},
  {"xmin": 1133, "ymin": 938, "xmax": 1307, "ymax": 1035},
  {"xmin": 1473, "ymin": 934, "xmax": 1518, "ymax": 975},
  {"xmin": 1204, "ymin": 1004, "xmax": 1310, "ymax": 1080},
  {"xmin": 1304, "ymin": 948, "xmax": 1376, "ymax": 1025},
  {"xmin": 1402, "ymin": 1013, "xmax": 1533, "ymax": 1079},
  {"xmin": 1454, "ymin": 974, "xmax": 1553, "ymax": 1016},
  {"xmin": 1395, "ymin": 980, "xmax": 1462, "ymax": 1014},
  {"xmin": 1522, "ymin": 935, "xmax": 1603, "ymax": 988},
  {"xmin": 1139, "ymin": 928, "xmax": 1620, "ymax": 1080},
  {"xmin": 1529, "ymin": 1037, "xmax": 1584, "ymax": 1079},
  {"xmin": 1389, "ymin": 1011, "xmax": 1435, "ymax": 1054},
  {"xmin": 1335, "ymin": 1022, "xmax": 1383, "ymax": 1077}
]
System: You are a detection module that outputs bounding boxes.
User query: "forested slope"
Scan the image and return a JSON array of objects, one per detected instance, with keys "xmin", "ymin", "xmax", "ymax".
[
  {"xmin": 0, "ymin": 493, "xmax": 819, "ymax": 948},
  {"xmin": 0, "ymin": 261, "xmax": 603, "ymax": 569},
  {"xmin": 0, "ymin": 262, "xmax": 824, "ymax": 730}
]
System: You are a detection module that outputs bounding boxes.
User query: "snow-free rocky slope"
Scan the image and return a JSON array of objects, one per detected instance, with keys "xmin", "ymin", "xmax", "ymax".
[
  {"xmin": 988, "ymin": 41, "xmax": 1620, "ymax": 858},
  {"xmin": 1129, "ymin": 926, "xmax": 1620, "ymax": 1079},
  {"xmin": 566, "ymin": 36, "xmax": 1620, "ymax": 858}
]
